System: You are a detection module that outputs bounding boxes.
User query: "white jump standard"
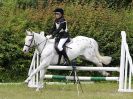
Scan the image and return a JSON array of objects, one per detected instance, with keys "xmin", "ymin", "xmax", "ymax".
[{"xmin": 118, "ymin": 31, "xmax": 133, "ymax": 92}]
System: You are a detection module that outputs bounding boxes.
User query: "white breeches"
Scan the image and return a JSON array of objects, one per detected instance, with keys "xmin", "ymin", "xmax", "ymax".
[{"xmin": 58, "ymin": 38, "xmax": 68, "ymax": 51}]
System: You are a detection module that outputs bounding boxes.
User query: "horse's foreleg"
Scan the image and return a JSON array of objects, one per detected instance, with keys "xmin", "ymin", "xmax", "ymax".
[
  {"xmin": 36, "ymin": 69, "xmax": 46, "ymax": 91},
  {"xmin": 39, "ymin": 69, "xmax": 45, "ymax": 87},
  {"xmin": 25, "ymin": 61, "xmax": 48, "ymax": 83}
]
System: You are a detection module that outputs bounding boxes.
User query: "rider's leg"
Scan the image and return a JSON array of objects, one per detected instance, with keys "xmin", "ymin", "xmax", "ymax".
[
  {"xmin": 55, "ymin": 38, "xmax": 62, "ymax": 65},
  {"xmin": 57, "ymin": 38, "xmax": 68, "ymax": 51},
  {"xmin": 58, "ymin": 38, "xmax": 70, "ymax": 65}
]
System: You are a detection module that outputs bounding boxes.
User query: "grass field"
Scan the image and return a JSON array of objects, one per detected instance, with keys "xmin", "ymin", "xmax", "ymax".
[{"xmin": 0, "ymin": 82, "xmax": 133, "ymax": 99}]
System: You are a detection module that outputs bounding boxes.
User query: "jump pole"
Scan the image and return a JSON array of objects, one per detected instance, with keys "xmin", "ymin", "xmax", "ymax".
[{"xmin": 44, "ymin": 75, "xmax": 119, "ymax": 81}]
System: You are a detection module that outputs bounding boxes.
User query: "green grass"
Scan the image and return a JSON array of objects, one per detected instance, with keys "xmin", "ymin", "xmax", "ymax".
[{"xmin": 0, "ymin": 82, "xmax": 133, "ymax": 99}]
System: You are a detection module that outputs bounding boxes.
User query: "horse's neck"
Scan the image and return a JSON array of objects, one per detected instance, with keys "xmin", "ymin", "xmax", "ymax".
[{"xmin": 34, "ymin": 33, "xmax": 46, "ymax": 52}]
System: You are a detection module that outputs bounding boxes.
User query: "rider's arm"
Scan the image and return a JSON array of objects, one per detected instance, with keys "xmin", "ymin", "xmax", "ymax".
[{"xmin": 52, "ymin": 22, "xmax": 66, "ymax": 37}]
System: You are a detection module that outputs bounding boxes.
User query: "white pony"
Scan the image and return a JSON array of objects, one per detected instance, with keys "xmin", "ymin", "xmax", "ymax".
[{"xmin": 23, "ymin": 30, "xmax": 112, "ymax": 90}]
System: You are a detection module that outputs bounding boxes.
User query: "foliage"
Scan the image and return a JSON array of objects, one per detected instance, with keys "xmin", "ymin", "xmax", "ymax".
[
  {"xmin": 0, "ymin": 0, "xmax": 133, "ymax": 82},
  {"xmin": 16, "ymin": 0, "xmax": 38, "ymax": 9},
  {"xmin": 15, "ymin": 0, "xmax": 133, "ymax": 9}
]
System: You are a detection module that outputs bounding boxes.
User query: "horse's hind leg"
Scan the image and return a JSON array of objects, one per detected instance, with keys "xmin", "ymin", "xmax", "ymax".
[{"xmin": 83, "ymin": 54, "xmax": 110, "ymax": 76}]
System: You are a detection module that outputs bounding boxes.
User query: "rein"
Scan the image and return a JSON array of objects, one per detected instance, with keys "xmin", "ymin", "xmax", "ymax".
[{"xmin": 38, "ymin": 37, "xmax": 48, "ymax": 57}]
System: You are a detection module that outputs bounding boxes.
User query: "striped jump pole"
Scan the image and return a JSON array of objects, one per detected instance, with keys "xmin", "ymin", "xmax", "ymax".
[{"xmin": 45, "ymin": 75, "xmax": 119, "ymax": 81}]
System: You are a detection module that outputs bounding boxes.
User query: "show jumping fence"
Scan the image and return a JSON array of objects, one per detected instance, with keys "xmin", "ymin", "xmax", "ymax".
[{"xmin": 27, "ymin": 31, "xmax": 133, "ymax": 92}]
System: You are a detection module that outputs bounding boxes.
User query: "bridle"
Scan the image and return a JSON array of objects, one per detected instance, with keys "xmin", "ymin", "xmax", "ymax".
[
  {"xmin": 24, "ymin": 33, "xmax": 48, "ymax": 56},
  {"xmin": 24, "ymin": 34, "xmax": 34, "ymax": 48}
]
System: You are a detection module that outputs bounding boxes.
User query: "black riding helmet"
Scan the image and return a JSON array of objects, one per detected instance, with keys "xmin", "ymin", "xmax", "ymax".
[{"xmin": 53, "ymin": 8, "xmax": 64, "ymax": 15}]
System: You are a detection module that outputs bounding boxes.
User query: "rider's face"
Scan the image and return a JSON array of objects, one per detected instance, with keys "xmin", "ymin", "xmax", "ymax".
[{"xmin": 55, "ymin": 12, "xmax": 62, "ymax": 19}]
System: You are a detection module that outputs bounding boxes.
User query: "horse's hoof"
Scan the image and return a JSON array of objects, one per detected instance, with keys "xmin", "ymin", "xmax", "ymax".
[
  {"xmin": 24, "ymin": 80, "xmax": 29, "ymax": 84},
  {"xmin": 36, "ymin": 88, "xmax": 40, "ymax": 91},
  {"xmin": 24, "ymin": 78, "xmax": 31, "ymax": 84},
  {"xmin": 103, "ymin": 72, "xmax": 110, "ymax": 76}
]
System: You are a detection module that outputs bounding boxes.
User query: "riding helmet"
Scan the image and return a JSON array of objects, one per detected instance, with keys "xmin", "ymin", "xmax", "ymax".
[{"xmin": 53, "ymin": 8, "xmax": 64, "ymax": 15}]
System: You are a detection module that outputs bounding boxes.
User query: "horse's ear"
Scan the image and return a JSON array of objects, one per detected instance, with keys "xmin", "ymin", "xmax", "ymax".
[
  {"xmin": 26, "ymin": 30, "xmax": 33, "ymax": 35},
  {"xmin": 40, "ymin": 31, "xmax": 45, "ymax": 36},
  {"xmin": 26, "ymin": 30, "xmax": 30, "ymax": 35}
]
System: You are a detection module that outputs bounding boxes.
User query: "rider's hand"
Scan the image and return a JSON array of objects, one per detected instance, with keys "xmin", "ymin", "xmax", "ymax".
[{"xmin": 46, "ymin": 35, "xmax": 52, "ymax": 39}]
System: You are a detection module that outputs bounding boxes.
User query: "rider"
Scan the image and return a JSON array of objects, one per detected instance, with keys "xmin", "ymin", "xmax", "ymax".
[{"xmin": 48, "ymin": 8, "xmax": 70, "ymax": 65}]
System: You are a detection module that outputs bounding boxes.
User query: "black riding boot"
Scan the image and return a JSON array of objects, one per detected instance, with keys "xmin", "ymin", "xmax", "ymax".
[
  {"xmin": 61, "ymin": 49, "xmax": 71, "ymax": 66},
  {"xmin": 57, "ymin": 53, "xmax": 62, "ymax": 65}
]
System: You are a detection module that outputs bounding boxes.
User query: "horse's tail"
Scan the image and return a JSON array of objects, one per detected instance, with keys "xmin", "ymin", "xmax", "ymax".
[{"xmin": 94, "ymin": 41, "xmax": 112, "ymax": 65}]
